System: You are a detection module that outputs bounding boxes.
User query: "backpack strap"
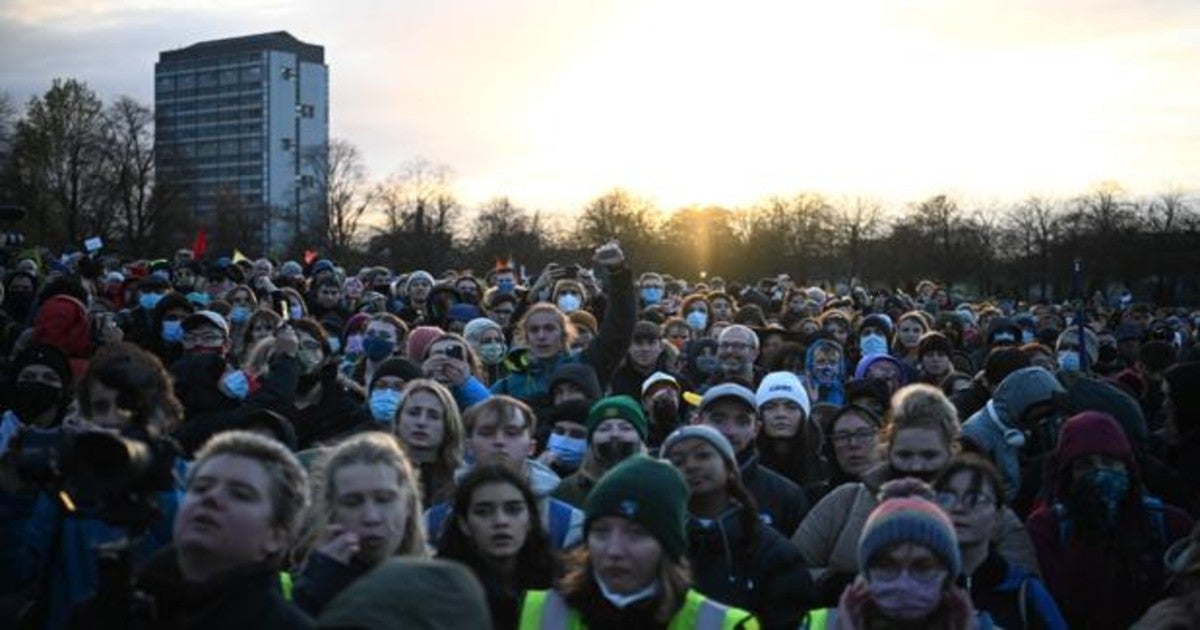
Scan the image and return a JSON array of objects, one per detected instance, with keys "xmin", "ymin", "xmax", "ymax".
[
  {"xmin": 1018, "ymin": 576, "xmax": 1029, "ymax": 629},
  {"xmin": 1053, "ymin": 501, "xmax": 1071, "ymax": 545},
  {"xmin": 1142, "ymin": 495, "xmax": 1167, "ymax": 546}
]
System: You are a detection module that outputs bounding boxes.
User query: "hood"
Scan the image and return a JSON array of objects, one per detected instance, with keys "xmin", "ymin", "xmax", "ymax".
[
  {"xmin": 525, "ymin": 458, "xmax": 562, "ymax": 497},
  {"xmin": 153, "ymin": 291, "xmax": 194, "ymax": 326},
  {"xmin": 1066, "ymin": 377, "xmax": 1149, "ymax": 448},
  {"xmin": 316, "ymin": 558, "xmax": 489, "ymax": 629},
  {"xmin": 33, "ymin": 294, "xmax": 91, "ymax": 361},
  {"xmin": 853, "ymin": 354, "xmax": 906, "ymax": 384},
  {"xmin": 990, "ymin": 366, "xmax": 1065, "ymax": 428},
  {"xmin": 1052, "ymin": 411, "xmax": 1138, "ymax": 496}
]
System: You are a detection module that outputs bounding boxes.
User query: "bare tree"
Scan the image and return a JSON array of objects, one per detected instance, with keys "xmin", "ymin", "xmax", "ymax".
[
  {"xmin": 376, "ymin": 157, "xmax": 458, "ymax": 235},
  {"xmin": 98, "ymin": 96, "xmax": 156, "ymax": 251},
  {"xmin": 832, "ymin": 196, "xmax": 883, "ymax": 279},
  {"xmin": 1142, "ymin": 189, "xmax": 1194, "ymax": 233},
  {"xmin": 11, "ymin": 79, "xmax": 108, "ymax": 248},
  {"xmin": 305, "ymin": 138, "xmax": 375, "ymax": 258}
]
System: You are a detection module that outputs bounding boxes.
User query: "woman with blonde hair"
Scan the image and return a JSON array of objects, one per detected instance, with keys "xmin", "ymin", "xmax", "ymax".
[
  {"xmin": 393, "ymin": 378, "xmax": 465, "ymax": 503},
  {"xmin": 792, "ymin": 383, "xmax": 1037, "ymax": 607},
  {"xmin": 293, "ymin": 431, "xmax": 429, "ymax": 616}
]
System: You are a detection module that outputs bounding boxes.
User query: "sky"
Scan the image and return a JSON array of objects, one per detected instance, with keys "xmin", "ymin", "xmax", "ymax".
[{"xmin": 2, "ymin": 0, "xmax": 1198, "ymax": 213}]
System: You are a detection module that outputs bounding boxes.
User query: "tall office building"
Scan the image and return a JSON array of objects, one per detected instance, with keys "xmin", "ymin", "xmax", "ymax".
[{"xmin": 155, "ymin": 31, "xmax": 328, "ymax": 254}]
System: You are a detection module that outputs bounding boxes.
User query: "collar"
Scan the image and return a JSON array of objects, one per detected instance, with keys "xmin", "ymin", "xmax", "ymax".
[{"xmin": 593, "ymin": 572, "xmax": 659, "ymax": 609}]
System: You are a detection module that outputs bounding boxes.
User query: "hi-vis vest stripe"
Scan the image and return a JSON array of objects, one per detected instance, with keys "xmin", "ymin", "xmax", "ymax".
[{"xmin": 519, "ymin": 588, "xmax": 758, "ymax": 630}]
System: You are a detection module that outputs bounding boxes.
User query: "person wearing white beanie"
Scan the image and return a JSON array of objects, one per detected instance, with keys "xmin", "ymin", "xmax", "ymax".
[{"xmin": 755, "ymin": 371, "xmax": 830, "ymax": 502}]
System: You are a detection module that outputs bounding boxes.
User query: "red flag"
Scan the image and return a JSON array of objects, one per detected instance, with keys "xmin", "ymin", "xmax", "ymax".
[
  {"xmin": 304, "ymin": 249, "xmax": 319, "ymax": 265},
  {"xmin": 191, "ymin": 229, "xmax": 208, "ymax": 260}
]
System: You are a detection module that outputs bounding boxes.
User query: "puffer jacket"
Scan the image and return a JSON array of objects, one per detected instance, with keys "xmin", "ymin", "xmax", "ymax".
[
  {"xmin": 961, "ymin": 367, "xmax": 1065, "ymax": 503},
  {"xmin": 32, "ymin": 294, "xmax": 92, "ymax": 377},
  {"xmin": 740, "ymin": 449, "xmax": 809, "ymax": 537},
  {"xmin": 686, "ymin": 504, "xmax": 812, "ymax": 630},
  {"xmin": 791, "ymin": 464, "xmax": 1038, "ymax": 607}
]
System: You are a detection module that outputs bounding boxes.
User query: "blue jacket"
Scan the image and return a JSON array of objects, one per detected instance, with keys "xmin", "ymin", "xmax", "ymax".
[
  {"xmin": 965, "ymin": 548, "xmax": 1066, "ymax": 630},
  {"xmin": 21, "ymin": 483, "xmax": 182, "ymax": 630}
]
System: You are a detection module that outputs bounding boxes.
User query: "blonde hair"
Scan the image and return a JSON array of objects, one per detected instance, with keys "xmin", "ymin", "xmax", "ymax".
[
  {"xmin": 462, "ymin": 395, "xmax": 536, "ymax": 436},
  {"xmin": 396, "ymin": 378, "xmax": 464, "ymax": 473},
  {"xmin": 189, "ymin": 431, "xmax": 309, "ymax": 536},
  {"xmin": 310, "ymin": 432, "xmax": 429, "ymax": 559},
  {"xmin": 513, "ymin": 302, "xmax": 577, "ymax": 354},
  {"xmin": 882, "ymin": 383, "xmax": 961, "ymax": 453}
]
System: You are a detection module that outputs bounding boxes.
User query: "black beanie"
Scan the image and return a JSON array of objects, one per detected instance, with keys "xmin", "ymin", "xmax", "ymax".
[
  {"xmin": 369, "ymin": 358, "xmax": 423, "ymax": 391},
  {"xmin": 13, "ymin": 343, "xmax": 72, "ymax": 391},
  {"xmin": 549, "ymin": 363, "xmax": 601, "ymax": 402}
]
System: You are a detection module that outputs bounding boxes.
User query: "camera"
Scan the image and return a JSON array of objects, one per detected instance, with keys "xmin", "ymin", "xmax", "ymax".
[{"xmin": 15, "ymin": 428, "xmax": 178, "ymax": 528}]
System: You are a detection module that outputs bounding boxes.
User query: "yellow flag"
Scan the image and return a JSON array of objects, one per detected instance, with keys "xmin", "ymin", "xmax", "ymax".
[{"xmin": 232, "ymin": 249, "xmax": 250, "ymax": 264}]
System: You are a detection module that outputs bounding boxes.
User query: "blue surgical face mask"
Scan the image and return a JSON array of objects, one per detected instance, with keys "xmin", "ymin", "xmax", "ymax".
[
  {"xmin": 327, "ymin": 336, "xmax": 341, "ymax": 354},
  {"xmin": 860, "ymin": 333, "xmax": 888, "ymax": 357},
  {"xmin": 369, "ymin": 389, "xmax": 402, "ymax": 423},
  {"xmin": 230, "ymin": 305, "xmax": 250, "ymax": 325},
  {"xmin": 497, "ymin": 278, "xmax": 515, "ymax": 294},
  {"xmin": 221, "ymin": 370, "xmax": 250, "ymax": 400},
  {"xmin": 696, "ymin": 355, "xmax": 719, "ymax": 374},
  {"xmin": 289, "ymin": 304, "xmax": 305, "ymax": 319},
  {"xmin": 1082, "ymin": 466, "xmax": 1130, "ymax": 524},
  {"xmin": 557, "ymin": 293, "xmax": 582, "ymax": 313},
  {"xmin": 686, "ymin": 310, "xmax": 708, "ymax": 331},
  {"xmin": 363, "ymin": 336, "xmax": 395, "ymax": 361},
  {"xmin": 161, "ymin": 320, "xmax": 184, "ymax": 343},
  {"xmin": 139, "ymin": 292, "xmax": 163, "ymax": 311},
  {"xmin": 1057, "ymin": 350, "xmax": 1081, "ymax": 373},
  {"xmin": 1021, "ymin": 329, "xmax": 1035, "ymax": 344},
  {"xmin": 479, "ymin": 341, "xmax": 507, "ymax": 365},
  {"xmin": 640, "ymin": 287, "xmax": 663, "ymax": 305},
  {"xmin": 547, "ymin": 432, "xmax": 587, "ymax": 468}
]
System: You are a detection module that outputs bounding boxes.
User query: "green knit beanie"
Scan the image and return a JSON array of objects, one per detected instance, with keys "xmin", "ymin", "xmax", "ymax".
[
  {"xmin": 583, "ymin": 455, "xmax": 689, "ymax": 561},
  {"xmin": 586, "ymin": 395, "xmax": 648, "ymax": 442}
]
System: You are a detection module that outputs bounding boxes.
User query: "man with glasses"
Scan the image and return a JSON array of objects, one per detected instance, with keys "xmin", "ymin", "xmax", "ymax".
[{"xmin": 706, "ymin": 324, "xmax": 763, "ymax": 390}]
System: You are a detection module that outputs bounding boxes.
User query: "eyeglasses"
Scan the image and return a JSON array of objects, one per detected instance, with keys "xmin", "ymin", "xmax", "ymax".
[
  {"xmin": 867, "ymin": 564, "xmax": 948, "ymax": 584},
  {"xmin": 830, "ymin": 429, "xmax": 876, "ymax": 445},
  {"xmin": 718, "ymin": 341, "xmax": 753, "ymax": 351},
  {"xmin": 935, "ymin": 491, "xmax": 996, "ymax": 511}
]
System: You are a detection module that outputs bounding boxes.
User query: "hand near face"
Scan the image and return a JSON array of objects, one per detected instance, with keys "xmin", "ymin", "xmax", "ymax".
[
  {"xmin": 318, "ymin": 524, "xmax": 361, "ymax": 566},
  {"xmin": 423, "ymin": 355, "xmax": 468, "ymax": 388}
]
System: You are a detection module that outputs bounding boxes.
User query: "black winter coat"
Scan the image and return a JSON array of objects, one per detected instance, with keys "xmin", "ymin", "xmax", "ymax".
[
  {"xmin": 686, "ymin": 505, "xmax": 813, "ymax": 630},
  {"xmin": 739, "ymin": 450, "xmax": 810, "ymax": 537},
  {"xmin": 118, "ymin": 547, "xmax": 311, "ymax": 629}
]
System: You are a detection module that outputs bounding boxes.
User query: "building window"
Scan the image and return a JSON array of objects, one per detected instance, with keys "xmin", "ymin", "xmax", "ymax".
[
  {"xmin": 297, "ymin": 104, "xmax": 315, "ymax": 118},
  {"xmin": 281, "ymin": 138, "xmax": 293, "ymax": 151}
]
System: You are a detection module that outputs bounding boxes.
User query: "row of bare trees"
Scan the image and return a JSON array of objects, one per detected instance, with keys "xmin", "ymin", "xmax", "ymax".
[{"xmin": 3, "ymin": 78, "xmax": 1198, "ymax": 301}]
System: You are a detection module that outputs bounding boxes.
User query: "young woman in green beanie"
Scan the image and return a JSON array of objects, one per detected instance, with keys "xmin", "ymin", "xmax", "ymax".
[
  {"xmin": 519, "ymin": 456, "xmax": 759, "ymax": 629},
  {"xmin": 661, "ymin": 425, "xmax": 813, "ymax": 630}
]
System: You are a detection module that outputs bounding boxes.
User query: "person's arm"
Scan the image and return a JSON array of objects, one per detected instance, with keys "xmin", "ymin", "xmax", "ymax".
[
  {"xmin": 453, "ymin": 376, "xmax": 491, "ymax": 410},
  {"xmin": 292, "ymin": 551, "xmax": 361, "ymax": 617},
  {"xmin": 582, "ymin": 244, "xmax": 635, "ymax": 387},
  {"xmin": 791, "ymin": 483, "xmax": 856, "ymax": 582}
]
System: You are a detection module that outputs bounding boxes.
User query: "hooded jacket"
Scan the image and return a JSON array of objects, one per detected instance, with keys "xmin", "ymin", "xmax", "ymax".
[
  {"xmin": 686, "ymin": 504, "xmax": 812, "ymax": 630},
  {"xmin": 490, "ymin": 266, "xmax": 635, "ymax": 417},
  {"xmin": 1025, "ymin": 412, "xmax": 1193, "ymax": 630},
  {"xmin": 961, "ymin": 367, "xmax": 1065, "ymax": 503},
  {"xmin": 32, "ymin": 294, "xmax": 92, "ymax": 378}
]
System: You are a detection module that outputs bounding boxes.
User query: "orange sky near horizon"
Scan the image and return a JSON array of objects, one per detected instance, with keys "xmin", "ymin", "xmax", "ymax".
[{"xmin": 2, "ymin": 0, "xmax": 1198, "ymax": 213}]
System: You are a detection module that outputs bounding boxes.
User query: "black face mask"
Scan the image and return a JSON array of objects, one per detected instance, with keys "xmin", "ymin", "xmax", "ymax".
[
  {"xmin": 11, "ymin": 382, "xmax": 63, "ymax": 424},
  {"xmin": 1098, "ymin": 345, "xmax": 1119, "ymax": 363},
  {"xmin": 297, "ymin": 371, "xmax": 322, "ymax": 394},
  {"xmin": 595, "ymin": 440, "xmax": 637, "ymax": 467}
]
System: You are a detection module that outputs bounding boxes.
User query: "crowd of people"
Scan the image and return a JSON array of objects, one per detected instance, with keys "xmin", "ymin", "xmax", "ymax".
[{"xmin": 1, "ymin": 242, "xmax": 1199, "ymax": 628}]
